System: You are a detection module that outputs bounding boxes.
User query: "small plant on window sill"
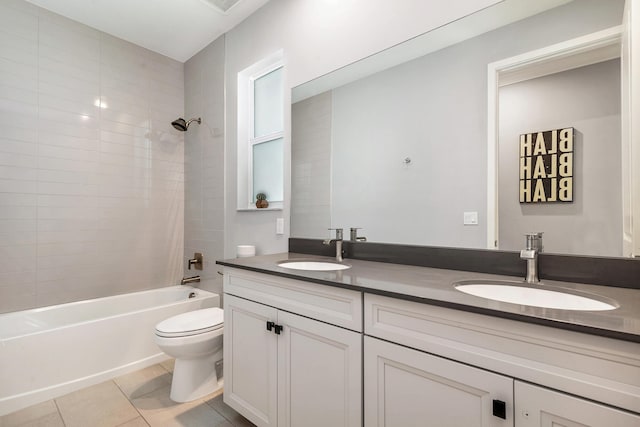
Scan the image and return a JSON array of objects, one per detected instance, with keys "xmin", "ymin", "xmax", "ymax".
[{"xmin": 256, "ymin": 192, "xmax": 269, "ymax": 209}]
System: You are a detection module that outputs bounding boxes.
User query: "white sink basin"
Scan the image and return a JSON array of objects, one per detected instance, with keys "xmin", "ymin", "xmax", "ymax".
[
  {"xmin": 454, "ymin": 280, "xmax": 617, "ymax": 311},
  {"xmin": 278, "ymin": 260, "xmax": 351, "ymax": 271}
]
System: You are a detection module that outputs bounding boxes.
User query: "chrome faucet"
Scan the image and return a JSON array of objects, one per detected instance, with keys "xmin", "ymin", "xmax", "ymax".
[
  {"xmin": 181, "ymin": 275, "xmax": 201, "ymax": 285},
  {"xmin": 323, "ymin": 228, "xmax": 344, "ymax": 262},
  {"xmin": 520, "ymin": 232, "xmax": 543, "ymax": 283},
  {"xmin": 349, "ymin": 227, "xmax": 367, "ymax": 242}
]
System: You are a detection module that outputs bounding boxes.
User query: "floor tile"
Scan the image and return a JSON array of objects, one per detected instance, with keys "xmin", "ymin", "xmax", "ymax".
[
  {"xmin": 55, "ymin": 381, "xmax": 140, "ymax": 427},
  {"xmin": 115, "ymin": 417, "xmax": 149, "ymax": 427},
  {"xmin": 0, "ymin": 400, "xmax": 64, "ymax": 427},
  {"xmin": 160, "ymin": 358, "xmax": 175, "ymax": 373},
  {"xmin": 114, "ymin": 364, "xmax": 172, "ymax": 399},
  {"xmin": 205, "ymin": 394, "xmax": 256, "ymax": 427},
  {"xmin": 131, "ymin": 385, "xmax": 229, "ymax": 427},
  {"xmin": 2, "ymin": 363, "xmax": 253, "ymax": 427}
]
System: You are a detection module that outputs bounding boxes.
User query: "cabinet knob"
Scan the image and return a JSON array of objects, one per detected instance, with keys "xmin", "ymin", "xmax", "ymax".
[
  {"xmin": 274, "ymin": 324, "xmax": 283, "ymax": 335},
  {"xmin": 266, "ymin": 321, "xmax": 275, "ymax": 331}
]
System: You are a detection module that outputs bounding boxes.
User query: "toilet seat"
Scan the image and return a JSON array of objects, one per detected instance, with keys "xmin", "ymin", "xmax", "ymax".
[{"xmin": 155, "ymin": 307, "xmax": 224, "ymax": 338}]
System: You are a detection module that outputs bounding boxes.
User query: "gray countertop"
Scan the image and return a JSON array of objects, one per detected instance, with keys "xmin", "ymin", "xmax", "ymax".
[{"xmin": 217, "ymin": 252, "xmax": 640, "ymax": 342}]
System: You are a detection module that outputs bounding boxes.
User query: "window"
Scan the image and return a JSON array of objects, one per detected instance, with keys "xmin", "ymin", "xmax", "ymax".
[{"xmin": 237, "ymin": 51, "xmax": 284, "ymax": 210}]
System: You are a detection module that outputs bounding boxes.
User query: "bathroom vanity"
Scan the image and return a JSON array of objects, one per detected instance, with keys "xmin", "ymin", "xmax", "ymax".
[{"xmin": 217, "ymin": 253, "xmax": 640, "ymax": 427}]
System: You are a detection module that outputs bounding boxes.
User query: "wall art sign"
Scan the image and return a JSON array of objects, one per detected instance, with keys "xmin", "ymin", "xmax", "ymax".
[{"xmin": 519, "ymin": 127, "xmax": 573, "ymax": 203}]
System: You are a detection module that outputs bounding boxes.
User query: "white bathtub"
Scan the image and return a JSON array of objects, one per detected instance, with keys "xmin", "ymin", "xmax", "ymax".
[{"xmin": 0, "ymin": 285, "xmax": 219, "ymax": 416}]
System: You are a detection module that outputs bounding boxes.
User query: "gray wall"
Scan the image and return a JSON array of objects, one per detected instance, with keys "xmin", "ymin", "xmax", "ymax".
[
  {"xmin": 290, "ymin": 0, "xmax": 624, "ymax": 250},
  {"xmin": 498, "ymin": 59, "xmax": 622, "ymax": 256},
  {"xmin": 184, "ymin": 36, "xmax": 226, "ymax": 297},
  {"xmin": 222, "ymin": 0, "xmax": 502, "ymax": 258},
  {"xmin": 291, "ymin": 92, "xmax": 333, "ymax": 238},
  {"xmin": 330, "ymin": 46, "xmax": 487, "ymax": 247}
]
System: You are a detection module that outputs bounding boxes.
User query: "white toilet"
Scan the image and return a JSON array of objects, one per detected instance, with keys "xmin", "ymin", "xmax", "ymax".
[{"xmin": 154, "ymin": 307, "xmax": 224, "ymax": 402}]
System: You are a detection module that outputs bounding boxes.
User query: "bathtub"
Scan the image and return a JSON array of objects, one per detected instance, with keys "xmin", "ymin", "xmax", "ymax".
[{"xmin": 0, "ymin": 286, "xmax": 219, "ymax": 415}]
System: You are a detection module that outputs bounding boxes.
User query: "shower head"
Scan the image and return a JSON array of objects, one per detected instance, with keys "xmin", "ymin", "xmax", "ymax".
[{"xmin": 171, "ymin": 117, "xmax": 201, "ymax": 132}]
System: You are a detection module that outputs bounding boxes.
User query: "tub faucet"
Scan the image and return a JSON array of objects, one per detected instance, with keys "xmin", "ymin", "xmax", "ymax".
[
  {"xmin": 349, "ymin": 227, "xmax": 367, "ymax": 242},
  {"xmin": 188, "ymin": 252, "xmax": 203, "ymax": 270},
  {"xmin": 520, "ymin": 232, "xmax": 543, "ymax": 283},
  {"xmin": 181, "ymin": 275, "xmax": 201, "ymax": 285},
  {"xmin": 323, "ymin": 228, "xmax": 344, "ymax": 262}
]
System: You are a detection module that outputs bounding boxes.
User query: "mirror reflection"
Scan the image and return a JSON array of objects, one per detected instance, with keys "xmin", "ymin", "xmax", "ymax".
[{"xmin": 291, "ymin": 0, "xmax": 627, "ymax": 257}]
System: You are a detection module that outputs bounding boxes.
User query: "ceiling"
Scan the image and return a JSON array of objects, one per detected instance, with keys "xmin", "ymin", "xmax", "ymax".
[{"xmin": 24, "ymin": 0, "xmax": 270, "ymax": 63}]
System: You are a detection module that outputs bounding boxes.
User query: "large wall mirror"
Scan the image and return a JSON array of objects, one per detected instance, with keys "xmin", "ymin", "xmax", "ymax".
[{"xmin": 291, "ymin": 0, "xmax": 635, "ymax": 258}]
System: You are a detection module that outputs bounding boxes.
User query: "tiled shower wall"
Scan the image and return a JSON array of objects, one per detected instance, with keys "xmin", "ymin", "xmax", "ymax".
[{"xmin": 0, "ymin": 0, "xmax": 185, "ymax": 313}]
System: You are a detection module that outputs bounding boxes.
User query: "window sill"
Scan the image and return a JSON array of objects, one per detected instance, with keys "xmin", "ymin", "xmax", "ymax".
[{"xmin": 237, "ymin": 201, "xmax": 283, "ymax": 212}]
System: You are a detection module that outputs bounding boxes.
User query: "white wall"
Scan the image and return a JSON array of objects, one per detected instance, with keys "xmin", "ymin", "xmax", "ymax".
[
  {"xmin": 222, "ymin": 0, "xmax": 502, "ymax": 257},
  {"xmin": 0, "ymin": 0, "xmax": 185, "ymax": 313}
]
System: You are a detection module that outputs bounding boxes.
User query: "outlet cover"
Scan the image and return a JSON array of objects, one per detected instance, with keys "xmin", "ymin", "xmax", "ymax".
[{"xmin": 464, "ymin": 211, "xmax": 478, "ymax": 225}]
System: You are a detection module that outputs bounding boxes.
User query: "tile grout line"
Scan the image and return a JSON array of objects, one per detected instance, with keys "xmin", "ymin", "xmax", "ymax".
[
  {"xmin": 111, "ymin": 378, "xmax": 149, "ymax": 426},
  {"xmin": 52, "ymin": 396, "xmax": 66, "ymax": 427}
]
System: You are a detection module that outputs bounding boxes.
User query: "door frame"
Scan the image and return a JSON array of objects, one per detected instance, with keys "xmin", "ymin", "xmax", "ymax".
[{"xmin": 486, "ymin": 25, "xmax": 625, "ymax": 251}]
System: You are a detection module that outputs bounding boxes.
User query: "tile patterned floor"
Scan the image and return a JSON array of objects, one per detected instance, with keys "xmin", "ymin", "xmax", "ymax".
[{"xmin": 0, "ymin": 360, "xmax": 255, "ymax": 427}]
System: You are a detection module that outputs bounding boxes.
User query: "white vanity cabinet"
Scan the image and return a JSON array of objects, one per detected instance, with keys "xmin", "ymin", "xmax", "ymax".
[
  {"xmin": 364, "ymin": 293, "xmax": 640, "ymax": 427},
  {"xmin": 364, "ymin": 335, "xmax": 513, "ymax": 426},
  {"xmin": 222, "ymin": 269, "xmax": 362, "ymax": 427}
]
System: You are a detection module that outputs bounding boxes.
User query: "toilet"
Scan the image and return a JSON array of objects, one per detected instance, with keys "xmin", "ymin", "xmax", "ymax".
[{"xmin": 154, "ymin": 307, "xmax": 224, "ymax": 402}]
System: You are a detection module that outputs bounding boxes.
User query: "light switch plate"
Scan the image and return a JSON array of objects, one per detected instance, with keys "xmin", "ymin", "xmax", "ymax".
[
  {"xmin": 276, "ymin": 218, "xmax": 284, "ymax": 234},
  {"xmin": 464, "ymin": 211, "xmax": 478, "ymax": 225}
]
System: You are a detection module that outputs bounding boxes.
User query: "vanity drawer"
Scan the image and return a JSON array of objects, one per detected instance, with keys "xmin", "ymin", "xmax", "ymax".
[{"xmin": 223, "ymin": 268, "xmax": 362, "ymax": 332}]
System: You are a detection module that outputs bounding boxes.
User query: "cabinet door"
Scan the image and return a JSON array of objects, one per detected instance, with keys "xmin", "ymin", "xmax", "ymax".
[
  {"xmin": 365, "ymin": 336, "xmax": 513, "ymax": 427},
  {"xmin": 515, "ymin": 381, "xmax": 640, "ymax": 427},
  {"xmin": 278, "ymin": 310, "xmax": 362, "ymax": 427},
  {"xmin": 224, "ymin": 294, "xmax": 278, "ymax": 427}
]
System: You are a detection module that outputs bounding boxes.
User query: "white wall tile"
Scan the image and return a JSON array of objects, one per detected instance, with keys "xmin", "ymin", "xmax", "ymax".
[
  {"xmin": 0, "ymin": 84, "xmax": 38, "ymax": 106},
  {"xmin": 0, "ymin": 1, "xmax": 185, "ymax": 313},
  {"xmin": 0, "ymin": 179, "xmax": 37, "ymax": 194},
  {"xmin": 0, "ymin": 219, "xmax": 36, "ymax": 233},
  {"xmin": 0, "ymin": 64, "xmax": 37, "ymax": 91},
  {"xmin": 0, "ymin": 34, "xmax": 37, "ymax": 66},
  {"xmin": 0, "ymin": 151, "xmax": 37, "ymax": 168},
  {"xmin": 38, "ymin": 20, "xmax": 100, "ymax": 60},
  {"xmin": 38, "ymin": 144, "xmax": 100, "ymax": 162},
  {"xmin": 37, "ymin": 6, "xmax": 100, "ymax": 40},
  {"xmin": 0, "ymin": 159, "xmax": 35, "ymax": 177},
  {"xmin": 38, "ymin": 133, "xmax": 99, "ymax": 151},
  {"xmin": 38, "ymin": 119, "xmax": 100, "ymax": 140},
  {"xmin": 0, "ymin": 8, "xmax": 37, "ymax": 40},
  {"xmin": 39, "ymin": 56, "xmax": 99, "ymax": 84},
  {"xmin": 38, "ymin": 95, "xmax": 98, "ymax": 118},
  {"xmin": 0, "ymin": 57, "xmax": 38, "ymax": 83}
]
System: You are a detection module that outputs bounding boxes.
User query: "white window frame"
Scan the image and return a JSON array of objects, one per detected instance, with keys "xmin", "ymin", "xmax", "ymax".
[{"xmin": 237, "ymin": 50, "xmax": 284, "ymax": 210}]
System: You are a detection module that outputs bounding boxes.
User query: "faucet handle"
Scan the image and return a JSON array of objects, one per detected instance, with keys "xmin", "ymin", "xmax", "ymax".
[
  {"xmin": 524, "ymin": 232, "xmax": 543, "ymax": 252},
  {"xmin": 328, "ymin": 228, "xmax": 343, "ymax": 240},
  {"xmin": 188, "ymin": 252, "xmax": 203, "ymax": 270},
  {"xmin": 349, "ymin": 227, "xmax": 367, "ymax": 241}
]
